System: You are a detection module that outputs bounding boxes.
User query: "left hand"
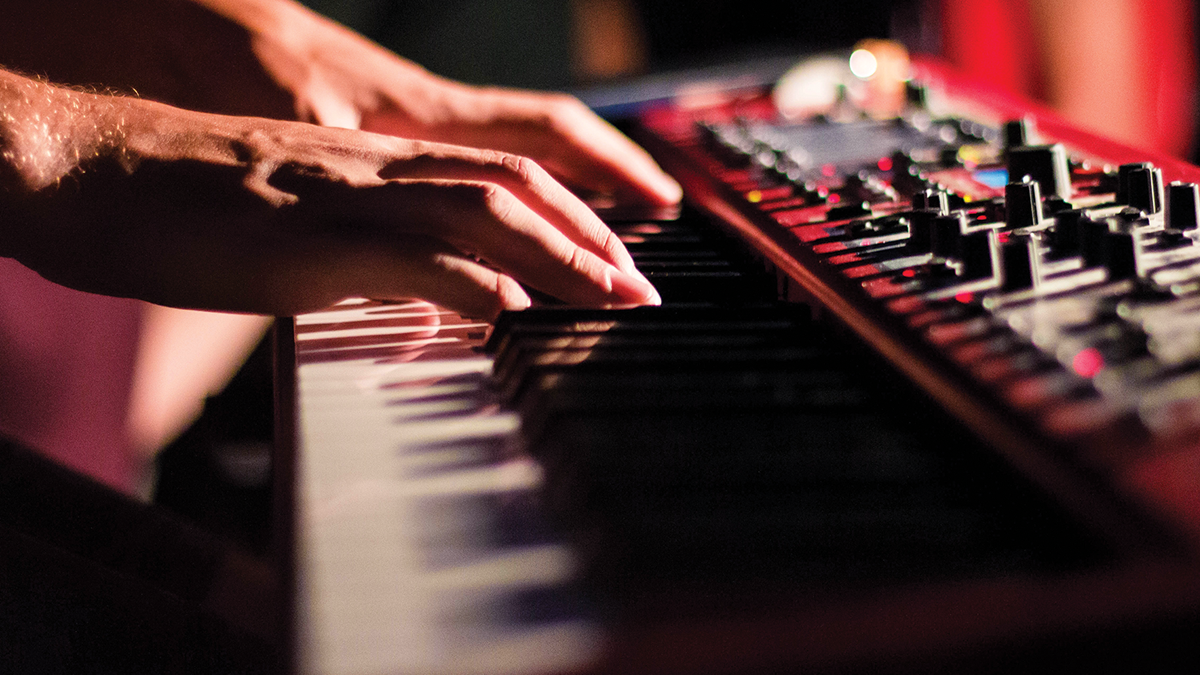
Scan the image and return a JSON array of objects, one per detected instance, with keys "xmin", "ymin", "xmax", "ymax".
[{"xmin": 195, "ymin": 0, "xmax": 683, "ymax": 206}]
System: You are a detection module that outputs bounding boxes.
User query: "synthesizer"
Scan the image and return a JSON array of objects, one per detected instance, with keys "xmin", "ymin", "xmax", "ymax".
[{"xmin": 279, "ymin": 56, "xmax": 1200, "ymax": 674}]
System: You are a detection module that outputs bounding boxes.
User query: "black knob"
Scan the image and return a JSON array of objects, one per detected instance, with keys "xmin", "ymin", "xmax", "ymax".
[
  {"xmin": 1007, "ymin": 144, "xmax": 1072, "ymax": 200},
  {"xmin": 1005, "ymin": 177, "xmax": 1044, "ymax": 229},
  {"xmin": 959, "ymin": 229, "xmax": 999, "ymax": 280},
  {"xmin": 1004, "ymin": 118, "xmax": 1031, "ymax": 150},
  {"xmin": 931, "ymin": 211, "xmax": 970, "ymax": 259},
  {"xmin": 1049, "ymin": 209, "xmax": 1090, "ymax": 257},
  {"xmin": 1081, "ymin": 218, "xmax": 1137, "ymax": 279},
  {"xmin": 1125, "ymin": 165, "xmax": 1164, "ymax": 214},
  {"xmin": 1115, "ymin": 162, "xmax": 1152, "ymax": 205},
  {"xmin": 1166, "ymin": 181, "xmax": 1200, "ymax": 232},
  {"xmin": 905, "ymin": 80, "xmax": 928, "ymax": 108},
  {"xmin": 1000, "ymin": 234, "xmax": 1036, "ymax": 291},
  {"xmin": 912, "ymin": 188, "xmax": 950, "ymax": 214},
  {"xmin": 905, "ymin": 208, "xmax": 943, "ymax": 253}
]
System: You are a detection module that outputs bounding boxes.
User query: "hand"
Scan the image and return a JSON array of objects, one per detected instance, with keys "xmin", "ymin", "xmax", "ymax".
[
  {"xmin": 192, "ymin": 0, "xmax": 682, "ymax": 206},
  {"xmin": 0, "ymin": 71, "xmax": 660, "ymax": 319}
]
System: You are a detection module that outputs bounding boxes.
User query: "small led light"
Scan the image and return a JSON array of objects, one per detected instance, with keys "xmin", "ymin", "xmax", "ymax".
[
  {"xmin": 849, "ymin": 49, "xmax": 878, "ymax": 79},
  {"xmin": 1072, "ymin": 347, "xmax": 1105, "ymax": 378}
]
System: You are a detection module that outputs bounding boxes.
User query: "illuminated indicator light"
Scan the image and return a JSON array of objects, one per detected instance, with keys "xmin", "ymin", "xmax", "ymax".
[
  {"xmin": 955, "ymin": 292, "xmax": 974, "ymax": 303},
  {"xmin": 963, "ymin": 195, "xmax": 974, "ymax": 202},
  {"xmin": 998, "ymin": 232, "xmax": 1010, "ymax": 243},
  {"xmin": 828, "ymin": 193, "xmax": 842, "ymax": 204},
  {"xmin": 817, "ymin": 186, "xmax": 830, "ymax": 197},
  {"xmin": 821, "ymin": 164, "xmax": 836, "ymax": 177},
  {"xmin": 746, "ymin": 190, "xmax": 763, "ymax": 203},
  {"xmin": 1072, "ymin": 348, "xmax": 1105, "ymax": 378},
  {"xmin": 849, "ymin": 49, "xmax": 878, "ymax": 79},
  {"xmin": 877, "ymin": 157, "xmax": 893, "ymax": 172},
  {"xmin": 901, "ymin": 269, "xmax": 918, "ymax": 278}
]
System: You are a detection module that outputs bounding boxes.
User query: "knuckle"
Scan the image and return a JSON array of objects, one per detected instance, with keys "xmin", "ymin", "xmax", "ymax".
[
  {"xmin": 565, "ymin": 245, "xmax": 599, "ymax": 279},
  {"xmin": 599, "ymin": 227, "xmax": 624, "ymax": 259},
  {"xmin": 499, "ymin": 153, "xmax": 541, "ymax": 186},
  {"xmin": 479, "ymin": 183, "xmax": 518, "ymax": 222}
]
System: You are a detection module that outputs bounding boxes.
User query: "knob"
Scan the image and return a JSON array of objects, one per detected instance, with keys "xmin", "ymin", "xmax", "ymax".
[
  {"xmin": 1081, "ymin": 218, "xmax": 1137, "ymax": 279},
  {"xmin": 958, "ymin": 229, "xmax": 1000, "ymax": 280},
  {"xmin": 1007, "ymin": 144, "xmax": 1072, "ymax": 200},
  {"xmin": 1000, "ymin": 234, "xmax": 1037, "ymax": 291},
  {"xmin": 1005, "ymin": 177, "xmax": 1044, "ymax": 229},
  {"xmin": 1004, "ymin": 118, "xmax": 1031, "ymax": 150},
  {"xmin": 1166, "ymin": 181, "xmax": 1200, "ymax": 232},
  {"xmin": 912, "ymin": 188, "xmax": 950, "ymax": 214},
  {"xmin": 905, "ymin": 80, "xmax": 928, "ymax": 108},
  {"xmin": 1125, "ymin": 165, "xmax": 1164, "ymax": 214},
  {"xmin": 931, "ymin": 211, "xmax": 970, "ymax": 259},
  {"xmin": 1049, "ymin": 209, "xmax": 1090, "ymax": 257},
  {"xmin": 1115, "ymin": 162, "xmax": 1152, "ymax": 205},
  {"xmin": 904, "ymin": 208, "xmax": 942, "ymax": 253}
]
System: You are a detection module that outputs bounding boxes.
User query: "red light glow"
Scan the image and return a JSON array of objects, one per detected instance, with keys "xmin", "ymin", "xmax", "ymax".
[
  {"xmin": 821, "ymin": 164, "xmax": 836, "ymax": 177},
  {"xmin": 955, "ymin": 292, "xmax": 974, "ymax": 303},
  {"xmin": 878, "ymin": 157, "xmax": 894, "ymax": 172},
  {"xmin": 1072, "ymin": 348, "xmax": 1105, "ymax": 378},
  {"xmin": 828, "ymin": 193, "xmax": 842, "ymax": 204},
  {"xmin": 901, "ymin": 269, "xmax": 918, "ymax": 278}
]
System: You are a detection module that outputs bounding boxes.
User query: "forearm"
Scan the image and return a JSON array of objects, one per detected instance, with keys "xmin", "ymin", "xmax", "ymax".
[{"xmin": 1, "ymin": 68, "xmax": 103, "ymax": 207}]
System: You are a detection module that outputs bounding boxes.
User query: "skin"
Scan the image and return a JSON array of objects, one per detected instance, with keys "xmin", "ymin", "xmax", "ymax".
[{"xmin": 0, "ymin": 0, "xmax": 680, "ymax": 319}]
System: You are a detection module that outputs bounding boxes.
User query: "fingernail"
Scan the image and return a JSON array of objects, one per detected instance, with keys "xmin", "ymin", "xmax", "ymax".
[
  {"xmin": 609, "ymin": 268, "xmax": 661, "ymax": 305},
  {"xmin": 654, "ymin": 173, "xmax": 683, "ymax": 204}
]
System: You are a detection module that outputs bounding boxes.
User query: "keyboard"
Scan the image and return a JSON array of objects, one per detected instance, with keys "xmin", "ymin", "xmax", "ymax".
[{"xmin": 279, "ymin": 57, "xmax": 1200, "ymax": 674}]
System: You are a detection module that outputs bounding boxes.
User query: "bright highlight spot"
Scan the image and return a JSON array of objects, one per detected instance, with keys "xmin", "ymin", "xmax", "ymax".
[
  {"xmin": 828, "ymin": 193, "xmax": 842, "ymax": 204},
  {"xmin": 849, "ymin": 49, "xmax": 878, "ymax": 79},
  {"xmin": 1072, "ymin": 347, "xmax": 1105, "ymax": 378},
  {"xmin": 901, "ymin": 269, "xmax": 917, "ymax": 278},
  {"xmin": 877, "ymin": 157, "xmax": 893, "ymax": 172},
  {"xmin": 746, "ymin": 190, "xmax": 763, "ymax": 203},
  {"xmin": 955, "ymin": 292, "xmax": 974, "ymax": 304}
]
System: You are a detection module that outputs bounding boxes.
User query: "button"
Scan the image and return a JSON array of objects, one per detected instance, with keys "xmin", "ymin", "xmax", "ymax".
[
  {"xmin": 1115, "ymin": 162, "xmax": 1152, "ymax": 205},
  {"xmin": 1000, "ymin": 234, "xmax": 1036, "ymax": 290},
  {"xmin": 1007, "ymin": 144, "xmax": 1071, "ymax": 200},
  {"xmin": 1166, "ymin": 181, "xmax": 1200, "ymax": 232},
  {"xmin": 912, "ymin": 188, "xmax": 950, "ymax": 214},
  {"xmin": 1005, "ymin": 176, "xmax": 1043, "ymax": 229},
  {"xmin": 1125, "ymin": 165, "xmax": 1164, "ymax": 214},
  {"xmin": 1004, "ymin": 118, "xmax": 1030, "ymax": 150}
]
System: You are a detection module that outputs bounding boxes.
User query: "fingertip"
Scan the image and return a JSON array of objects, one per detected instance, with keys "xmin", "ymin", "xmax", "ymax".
[
  {"xmin": 496, "ymin": 275, "xmax": 533, "ymax": 311},
  {"xmin": 607, "ymin": 268, "xmax": 661, "ymax": 306},
  {"xmin": 650, "ymin": 173, "xmax": 684, "ymax": 205}
]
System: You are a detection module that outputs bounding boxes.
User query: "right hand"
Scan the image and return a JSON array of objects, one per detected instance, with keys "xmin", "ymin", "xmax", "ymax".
[{"xmin": 0, "ymin": 72, "xmax": 659, "ymax": 319}]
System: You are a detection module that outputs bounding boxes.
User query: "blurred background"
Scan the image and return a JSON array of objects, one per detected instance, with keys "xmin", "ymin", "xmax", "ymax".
[{"xmin": 292, "ymin": 0, "xmax": 1197, "ymax": 158}]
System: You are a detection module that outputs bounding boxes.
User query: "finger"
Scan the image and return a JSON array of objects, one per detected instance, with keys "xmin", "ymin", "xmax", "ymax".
[
  {"xmin": 522, "ymin": 95, "xmax": 684, "ymax": 206},
  {"xmin": 333, "ymin": 235, "xmax": 534, "ymax": 320},
  {"xmin": 373, "ymin": 145, "xmax": 644, "ymax": 279},
  {"xmin": 357, "ymin": 180, "xmax": 660, "ymax": 307},
  {"xmin": 363, "ymin": 91, "xmax": 682, "ymax": 207}
]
